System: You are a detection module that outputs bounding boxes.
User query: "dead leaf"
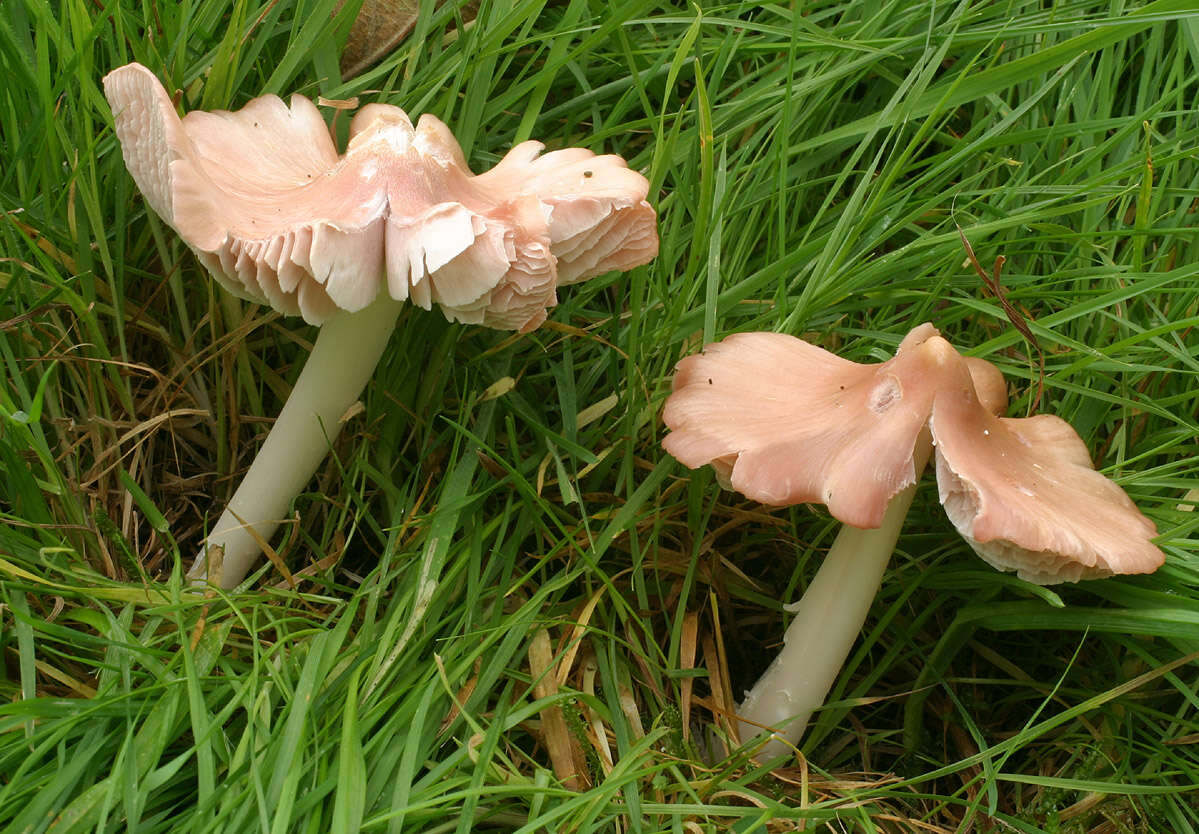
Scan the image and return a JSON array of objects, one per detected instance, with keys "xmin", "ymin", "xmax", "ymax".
[{"xmin": 340, "ymin": 0, "xmax": 421, "ymax": 78}]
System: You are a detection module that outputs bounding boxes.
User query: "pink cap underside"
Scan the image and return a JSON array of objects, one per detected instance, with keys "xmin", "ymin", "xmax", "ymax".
[
  {"xmin": 103, "ymin": 63, "xmax": 658, "ymax": 329},
  {"xmin": 102, "ymin": 63, "xmax": 190, "ymax": 224},
  {"xmin": 473, "ymin": 143, "xmax": 659, "ymax": 284},
  {"xmin": 661, "ymin": 331, "xmax": 934, "ymax": 528},
  {"xmin": 932, "ymin": 400, "xmax": 1164, "ymax": 583}
]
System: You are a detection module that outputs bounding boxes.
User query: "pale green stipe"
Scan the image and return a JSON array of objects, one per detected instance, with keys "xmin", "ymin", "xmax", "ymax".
[
  {"xmin": 189, "ymin": 293, "xmax": 405, "ymax": 588},
  {"xmin": 738, "ymin": 435, "xmax": 932, "ymax": 758}
]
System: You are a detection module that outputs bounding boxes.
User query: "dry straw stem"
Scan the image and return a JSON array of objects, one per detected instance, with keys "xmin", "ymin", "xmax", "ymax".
[{"xmin": 528, "ymin": 628, "xmax": 589, "ymax": 791}]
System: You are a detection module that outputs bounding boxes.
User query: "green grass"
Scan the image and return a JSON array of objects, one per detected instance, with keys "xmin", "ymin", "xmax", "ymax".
[{"xmin": 2, "ymin": 0, "xmax": 1198, "ymax": 831}]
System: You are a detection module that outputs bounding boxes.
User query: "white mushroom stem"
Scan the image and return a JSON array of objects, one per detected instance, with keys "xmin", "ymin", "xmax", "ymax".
[
  {"xmin": 188, "ymin": 293, "xmax": 405, "ymax": 588},
  {"xmin": 737, "ymin": 433, "xmax": 933, "ymax": 759}
]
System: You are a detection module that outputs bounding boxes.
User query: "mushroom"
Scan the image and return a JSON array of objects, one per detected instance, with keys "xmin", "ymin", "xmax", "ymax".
[
  {"xmin": 661, "ymin": 324, "xmax": 1163, "ymax": 757},
  {"xmin": 103, "ymin": 63, "xmax": 658, "ymax": 588}
]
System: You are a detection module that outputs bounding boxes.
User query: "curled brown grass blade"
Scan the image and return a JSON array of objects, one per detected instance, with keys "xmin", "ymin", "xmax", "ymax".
[{"xmin": 956, "ymin": 224, "xmax": 1046, "ymax": 413}]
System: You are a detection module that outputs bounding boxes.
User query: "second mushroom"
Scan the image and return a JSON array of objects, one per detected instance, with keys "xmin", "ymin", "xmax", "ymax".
[{"xmin": 662, "ymin": 323, "xmax": 1164, "ymax": 758}]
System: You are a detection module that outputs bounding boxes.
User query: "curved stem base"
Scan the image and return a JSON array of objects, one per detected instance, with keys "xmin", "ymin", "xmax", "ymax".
[
  {"xmin": 189, "ymin": 294, "xmax": 405, "ymax": 588},
  {"xmin": 737, "ymin": 434, "xmax": 933, "ymax": 759}
]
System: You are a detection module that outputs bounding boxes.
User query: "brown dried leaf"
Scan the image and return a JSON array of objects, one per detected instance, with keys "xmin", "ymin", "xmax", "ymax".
[
  {"xmin": 679, "ymin": 611, "xmax": 699, "ymax": 741},
  {"xmin": 340, "ymin": 0, "xmax": 420, "ymax": 78},
  {"xmin": 529, "ymin": 629, "xmax": 589, "ymax": 790}
]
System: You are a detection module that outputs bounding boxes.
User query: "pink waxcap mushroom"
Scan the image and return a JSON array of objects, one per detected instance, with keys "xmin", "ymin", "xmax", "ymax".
[
  {"xmin": 102, "ymin": 62, "xmax": 658, "ymax": 329},
  {"xmin": 663, "ymin": 321, "xmax": 1165, "ymax": 580},
  {"xmin": 930, "ymin": 361, "xmax": 1165, "ymax": 584},
  {"xmin": 662, "ymin": 323, "xmax": 959, "ymax": 528},
  {"xmin": 670, "ymin": 323, "xmax": 1167, "ymax": 754}
]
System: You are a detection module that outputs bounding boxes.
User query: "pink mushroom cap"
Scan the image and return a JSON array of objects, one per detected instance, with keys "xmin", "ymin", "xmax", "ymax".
[
  {"xmin": 662, "ymin": 323, "xmax": 1165, "ymax": 584},
  {"xmin": 663, "ymin": 323, "xmax": 954, "ymax": 528},
  {"xmin": 102, "ymin": 62, "xmax": 658, "ymax": 329},
  {"xmin": 930, "ymin": 367, "xmax": 1164, "ymax": 583}
]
